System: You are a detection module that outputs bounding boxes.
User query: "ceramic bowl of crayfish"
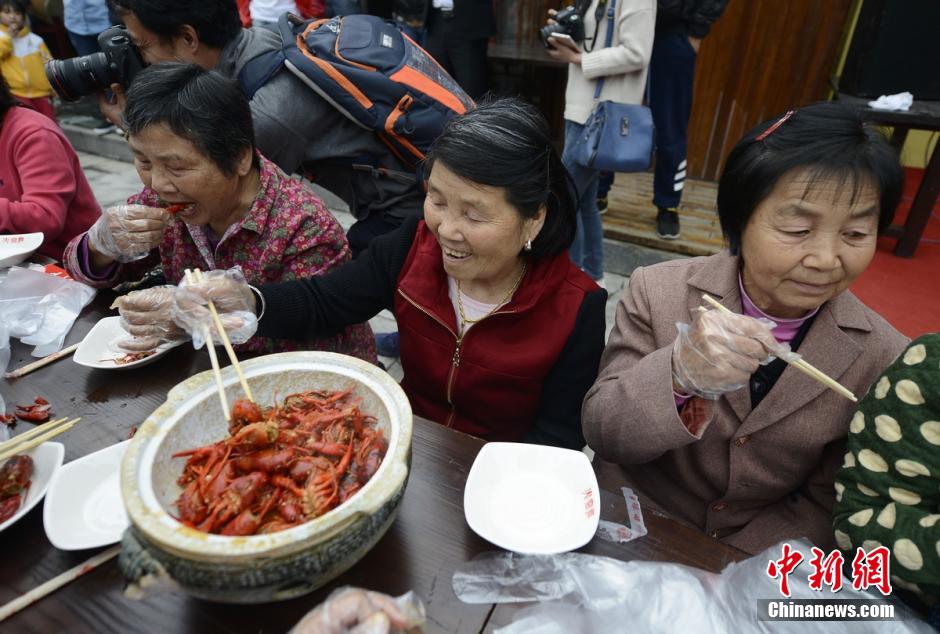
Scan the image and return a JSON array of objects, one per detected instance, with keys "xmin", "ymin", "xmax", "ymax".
[{"xmin": 119, "ymin": 351, "xmax": 412, "ymax": 603}]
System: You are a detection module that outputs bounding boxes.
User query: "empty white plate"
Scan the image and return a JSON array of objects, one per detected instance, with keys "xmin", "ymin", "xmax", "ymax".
[
  {"xmin": 0, "ymin": 442, "xmax": 64, "ymax": 534},
  {"xmin": 463, "ymin": 442, "xmax": 601, "ymax": 555},
  {"xmin": 0, "ymin": 232, "xmax": 43, "ymax": 268},
  {"xmin": 43, "ymin": 440, "xmax": 130, "ymax": 550},
  {"xmin": 73, "ymin": 316, "xmax": 180, "ymax": 370}
]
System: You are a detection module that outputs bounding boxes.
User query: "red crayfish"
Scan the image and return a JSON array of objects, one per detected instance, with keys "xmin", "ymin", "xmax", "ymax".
[
  {"xmin": 15, "ymin": 397, "xmax": 51, "ymax": 423},
  {"xmin": 173, "ymin": 392, "xmax": 387, "ymax": 536},
  {"xmin": 0, "ymin": 455, "xmax": 33, "ymax": 522}
]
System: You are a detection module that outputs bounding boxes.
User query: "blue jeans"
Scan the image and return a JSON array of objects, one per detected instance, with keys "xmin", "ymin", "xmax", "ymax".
[
  {"xmin": 562, "ymin": 119, "xmax": 604, "ymax": 281},
  {"xmin": 67, "ymin": 31, "xmax": 100, "ymax": 57}
]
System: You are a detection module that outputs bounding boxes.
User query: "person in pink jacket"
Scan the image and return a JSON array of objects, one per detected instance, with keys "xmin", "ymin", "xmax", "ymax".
[{"xmin": 0, "ymin": 75, "xmax": 100, "ymax": 260}]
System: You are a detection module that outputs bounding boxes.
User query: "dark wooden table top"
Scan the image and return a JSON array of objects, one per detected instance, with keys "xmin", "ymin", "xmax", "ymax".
[{"xmin": 0, "ymin": 290, "xmax": 745, "ymax": 633}]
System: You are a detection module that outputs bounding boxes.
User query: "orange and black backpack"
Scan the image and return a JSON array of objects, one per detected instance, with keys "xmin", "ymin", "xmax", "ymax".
[{"xmin": 238, "ymin": 13, "xmax": 474, "ymax": 170}]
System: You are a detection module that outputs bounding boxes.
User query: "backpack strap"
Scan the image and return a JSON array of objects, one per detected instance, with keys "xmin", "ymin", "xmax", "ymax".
[{"xmin": 238, "ymin": 49, "xmax": 286, "ymax": 99}]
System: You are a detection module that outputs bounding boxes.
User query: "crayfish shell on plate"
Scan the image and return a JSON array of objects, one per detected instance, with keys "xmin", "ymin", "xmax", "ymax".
[{"xmin": 119, "ymin": 351, "xmax": 413, "ymax": 604}]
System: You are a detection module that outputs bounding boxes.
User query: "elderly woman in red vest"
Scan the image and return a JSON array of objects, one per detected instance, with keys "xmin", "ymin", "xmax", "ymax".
[{"xmin": 171, "ymin": 98, "xmax": 607, "ymax": 449}]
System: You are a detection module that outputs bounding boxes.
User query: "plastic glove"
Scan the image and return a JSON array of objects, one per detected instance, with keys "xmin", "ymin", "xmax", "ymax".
[
  {"xmin": 86, "ymin": 204, "xmax": 170, "ymax": 263},
  {"xmin": 290, "ymin": 587, "xmax": 425, "ymax": 634},
  {"xmin": 113, "ymin": 286, "xmax": 188, "ymax": 351},
  {"xmin": 171, "ymin": 267, "xmax": 258, "ymax": 350},
  {"xmin": 671, "ymin": 307, "xmax": 797, "ymax": 400}
]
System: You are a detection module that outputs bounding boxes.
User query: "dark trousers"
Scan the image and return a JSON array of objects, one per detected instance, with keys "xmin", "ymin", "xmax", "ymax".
[
  {"xmin": 649, "ymin": 32, "xmax": 697, "ymax": 210},
  {"xmin": 423, "ymin": 13, "xmax": 490, "ymax": 100}
]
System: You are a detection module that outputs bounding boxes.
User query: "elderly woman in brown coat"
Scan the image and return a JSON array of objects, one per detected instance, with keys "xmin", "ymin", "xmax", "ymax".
[{"xmin": 583, "ymin": 103, "xmax": 909, "ymax": 555}]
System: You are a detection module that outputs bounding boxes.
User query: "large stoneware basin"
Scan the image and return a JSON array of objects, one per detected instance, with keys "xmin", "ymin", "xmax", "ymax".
[{"xmin": 119, "ymin": 351, "xmax": 412, "ymax": 603}]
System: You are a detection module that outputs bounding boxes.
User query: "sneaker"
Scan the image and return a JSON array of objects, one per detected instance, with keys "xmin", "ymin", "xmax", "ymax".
[
  {"xmin": 91, "ymin": 119, "xmax": 117, "ymax": 135},
  {"xmin": 375, "ymin": 331, "xmax": 400, "ymax": 358},
  {"xmin": 656, "ymin": 208, "xmax": 680, "ymax": 240},
  {"xmin": 597, "ymin": 197, "xmax": 608, "ymax": 215}
]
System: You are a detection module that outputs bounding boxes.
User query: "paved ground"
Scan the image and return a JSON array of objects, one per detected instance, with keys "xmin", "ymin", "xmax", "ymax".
[{"xmin": 77, "ymin": 152, "xmax": 630, "ymax": 381}]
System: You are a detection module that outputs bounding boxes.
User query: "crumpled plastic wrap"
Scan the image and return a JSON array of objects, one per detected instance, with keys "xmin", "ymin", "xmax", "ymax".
[
  {"xmin": 453, "ymin": 541, "xmax": 931, "ymax": 633},
  {"xmin": 0, "ymin": 266, "xmax": 96, "ymax": 357},
  {"xmin": 290, "ymin": 587, "xmax": 426, "ymax": 634},
  {"xmin": 0, "ymin": 321, "xmax": 9, "ymax": 375}
]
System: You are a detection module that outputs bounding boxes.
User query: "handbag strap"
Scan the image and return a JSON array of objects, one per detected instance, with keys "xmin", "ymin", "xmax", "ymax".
[
  {"xmin": 592, "ymin": 0, "xmax": 617, "ymax": 101},
  {"xmin": 590, "ymin": 0, "xmax": 652, "ymax": 106}
]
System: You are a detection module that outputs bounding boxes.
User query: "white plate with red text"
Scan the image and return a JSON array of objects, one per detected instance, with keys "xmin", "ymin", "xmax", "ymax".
[
  {"xmin": 0, "ymin": 442, "xmax": 64, "ymax": 534},
  {"xmin": 463, "ymin": 442, "xmax": 600, "ymax": 555},
  {"xmin": 43, "ymin": 440, "xmax": 131, "ymax": 550},
  {"xmin": 0, "ymin": 232, "xmax": 43, "ymax": 268},
  {"xmin": 73, "ymin": 316, "xmax": 181, "ymax": 370}
]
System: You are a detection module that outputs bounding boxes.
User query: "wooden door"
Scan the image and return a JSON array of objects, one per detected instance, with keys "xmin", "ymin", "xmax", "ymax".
[{"xmin": 688, "ymin": 0, "xmax": 854, "ymax": 180}]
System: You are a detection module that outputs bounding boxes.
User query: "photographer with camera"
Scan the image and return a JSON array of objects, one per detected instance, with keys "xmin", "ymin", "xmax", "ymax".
[
  {"xmin": 545, "ymin": 0, "xmax": 655, "ymax": 284},
  {"xmin": 47, "ymin": 0, "xmax": 422, "ymax": 255}
]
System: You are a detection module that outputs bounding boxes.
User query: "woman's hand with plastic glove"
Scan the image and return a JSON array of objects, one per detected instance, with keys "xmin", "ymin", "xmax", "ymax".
[
  {"xmin": 87, "ymin": 204, "xmax": 170, "ymax": 265},
  {"xmin": 172, "ymin": 267, "xmax": 258, "ymax": 349},
  {"xmin": 290, "ymin": 586, "xmax": 424, "ymax": 634},
  {"xmin": 672, "ymin": 307, "xmax": 793, "ymax": 400},
  {"xmin": 112, "ymin": 286, "xmax": 188, "ymax": 351}
]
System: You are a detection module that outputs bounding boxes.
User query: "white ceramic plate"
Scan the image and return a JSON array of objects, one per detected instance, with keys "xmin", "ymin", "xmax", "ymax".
[
  {"xmin": 0, "ymin": 442, "xmax": 64, "ymax": 533},
  {"xmin": 44, "ymin": 440, "xmax": 131, "ymax": 550},
  {"xmin": 0, "ymin": 232, "xmax": 43, "ymax": 268},
  {"xmin": 463, "ymin": 442, "xmax": 601, "ymax": 555},
  {"xmin": 73, "ymin": 316, "xmax": 180, "ymax": 370}
]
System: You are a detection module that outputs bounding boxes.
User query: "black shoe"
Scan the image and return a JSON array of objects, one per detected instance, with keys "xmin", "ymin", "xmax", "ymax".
[
  {"xmin": 597, "ymin": 197, "xmax": 608, "ymax": 215},
  {"xmin": 656, "ymin": 208, "xmax": 680, "ymax": 240}
]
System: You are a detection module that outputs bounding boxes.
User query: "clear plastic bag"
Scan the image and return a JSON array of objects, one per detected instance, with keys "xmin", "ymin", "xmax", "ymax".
[
  {"xmin": 0, "ymin": 266, "xmax": 96, "ymax": 357},
  {"xmin": 0, "ymin": 322, "xmax": 9, "ymax": 375},
  {"xmin": 453, "ymin": 541, "xmax": 931, "ymax": 633}
]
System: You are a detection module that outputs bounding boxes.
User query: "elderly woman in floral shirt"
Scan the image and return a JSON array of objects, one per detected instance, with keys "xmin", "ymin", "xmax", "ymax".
[{"xmin": 64, "ymin": 63, "xmax": 375, "ymax": 362}]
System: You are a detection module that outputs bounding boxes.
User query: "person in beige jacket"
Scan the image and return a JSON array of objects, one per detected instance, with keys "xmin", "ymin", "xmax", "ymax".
[
  {"xmin": 583, "ymin": 102, "xmax": 909, "ymax": 555},
  {"xmin": 547, "ymin": 0, "xmax": 655, "ymax": 283}
]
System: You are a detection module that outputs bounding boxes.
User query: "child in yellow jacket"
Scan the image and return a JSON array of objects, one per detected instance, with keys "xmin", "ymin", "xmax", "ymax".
[{"xmin": 0, "ymin": 0, "xmax": 55, "ymax": 120}]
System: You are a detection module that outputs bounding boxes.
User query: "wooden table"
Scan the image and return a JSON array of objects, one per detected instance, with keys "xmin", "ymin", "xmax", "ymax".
[
  {"xmin": 0, "ymin": 291, "xmax": 745, "ymax": 633},
  {"xmin": 837, "ymin": 93, "xmax": 940, "ymax": 258}
]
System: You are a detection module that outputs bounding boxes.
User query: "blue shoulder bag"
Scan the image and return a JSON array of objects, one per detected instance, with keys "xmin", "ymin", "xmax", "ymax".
[{"xmin": 570, "ymin": 0, "xmax": 655, "ymax": 172}]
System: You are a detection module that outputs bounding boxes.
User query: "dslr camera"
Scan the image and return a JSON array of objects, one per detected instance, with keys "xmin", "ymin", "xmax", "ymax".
[
  {"xmin": 539, "ymin": 5, "xmax": 586, "ymax": 49},
  {"xmin": 45, "ymin": 25, "xmax": 145, "ymax": 101}
]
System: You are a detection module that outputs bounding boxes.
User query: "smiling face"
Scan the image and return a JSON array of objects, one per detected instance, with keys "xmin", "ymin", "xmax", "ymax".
[
  {"xmin": 128, "ymin": 123, "xmax": 254, "ymax": 230},
  {"xmin": 423, "ymin": 162, "xmax": 545, "ymax": 301},
  {"xmin": 740, "ymin": 168, "xmax": 880, "ymax": 318}
]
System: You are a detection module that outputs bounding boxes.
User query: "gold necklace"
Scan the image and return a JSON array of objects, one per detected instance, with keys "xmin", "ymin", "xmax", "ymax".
[{"xmin": 455, "ymin": 263, "xmax": 527, "ymax": 327}]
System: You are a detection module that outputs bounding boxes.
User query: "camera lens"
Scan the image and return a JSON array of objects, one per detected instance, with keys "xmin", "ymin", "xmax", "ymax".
[
  {"xmin": 44, "ymin": 53, "xmax": 113, "ymax": 102},
  {"xmin": 539, "ymin": 24, "xmax": 566, "ymax": 48}
]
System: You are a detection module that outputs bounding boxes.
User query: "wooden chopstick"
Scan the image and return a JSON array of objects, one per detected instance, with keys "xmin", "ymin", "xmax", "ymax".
[
  {"xmin": 0, "ymin": 417, "xmax": 69, "ymax": 454},
  {"xmin": 0, "ymin": 418, "xmax": 80, "ymax": 462},
  {"xmin": 184, "ymin": 269, "xmax": 230, "ymax": 420},
  {"xmin": 3, "ymin": 343, "xmax": 80, "ymax": 380},
  {"xmin": 191, "ymin": 269, "xmax": 253, "ymax": 402},
  {"xmin": 0, "ymin": 545, "xmax": 120, "ymax": 622},
  {"xmin": 701, "ymin": 294, "xmax": 858, "ymax": 402}
]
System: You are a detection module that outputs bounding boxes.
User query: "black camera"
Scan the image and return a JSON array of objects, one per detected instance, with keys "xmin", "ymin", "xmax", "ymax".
[
  {"xmin": 45, "ymin": 25, "xmax": 145, "ymax": 102},
  {"xmin": 539, "ymin": 6, "xmax": 586, "ymax": 49}
]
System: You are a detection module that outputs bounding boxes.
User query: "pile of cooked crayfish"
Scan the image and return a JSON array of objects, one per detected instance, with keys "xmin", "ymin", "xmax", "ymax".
[{"xmin": 173, "ymin": 389, "xmax": 387, "ymax": 536}]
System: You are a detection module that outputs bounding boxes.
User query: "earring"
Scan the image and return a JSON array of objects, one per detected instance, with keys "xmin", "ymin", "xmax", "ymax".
[{"xmin": 524, "ymin": 239, "xmax": 533, "ymax": 252}]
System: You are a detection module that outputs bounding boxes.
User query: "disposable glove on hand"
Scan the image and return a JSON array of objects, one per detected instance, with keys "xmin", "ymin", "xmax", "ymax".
[
  {"xmin": 671, "ymin": 307, "xmax": 798, "ymax": 400},
  {"xmin": 113, "ymin": 286, "xmax": 188, "ymax": 351},
  {"xmin": 86, "ymin": 204, "xmax": 169, "ymax": 263},
  {"xmin": 172, "ymin": 267, "xmax": 258, "ymax": 349}
]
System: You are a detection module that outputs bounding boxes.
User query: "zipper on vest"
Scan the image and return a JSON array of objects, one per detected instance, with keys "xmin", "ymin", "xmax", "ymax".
[{"xmin": 397, "ymin": 288, "xmax": 519, "ymax": 428}]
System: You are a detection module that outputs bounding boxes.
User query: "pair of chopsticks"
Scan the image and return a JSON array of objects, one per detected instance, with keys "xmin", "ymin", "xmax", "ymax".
[
  {"xmin": 183, "ymin": 268, "xmax": 253, "ymax": 419},
  {"xmin": 701, "ymin": 294, "xmax": 857, "ymax": 402},
  {"xmin": 3, "ymin": 343, "xmax": 80, "ymax": 380},
  {"xmin": 0, "ymin": 416, "xmax": 81, "ymax": 462}
]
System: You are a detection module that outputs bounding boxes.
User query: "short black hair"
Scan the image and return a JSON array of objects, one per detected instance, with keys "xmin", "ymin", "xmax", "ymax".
[
  {"xmin": 108, "ymin": 0, "xmax": 242, "ymax": 49},
  {"xmin": 424, "ymin": 97, "xmax": 576, "ymax": 259},
  {"xmin": 0, "ymin": 0, "xmax": 28, "ymax": 15},
  {"xmin": 0, "ymin": 73, "xmax": 17, "ymax": 117},
  {"xmin": 123, "ymin": 63, "xmax": 255, "ymax": 175},
  {"xmin": 717, "ymin": 101, "xmax": 904, "ymax": 255}
]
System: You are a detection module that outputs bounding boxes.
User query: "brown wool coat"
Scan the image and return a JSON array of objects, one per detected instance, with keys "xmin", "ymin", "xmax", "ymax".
[{"xmin": 583, "ymin": 252, "xmax": 908, "ymax": 554}]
